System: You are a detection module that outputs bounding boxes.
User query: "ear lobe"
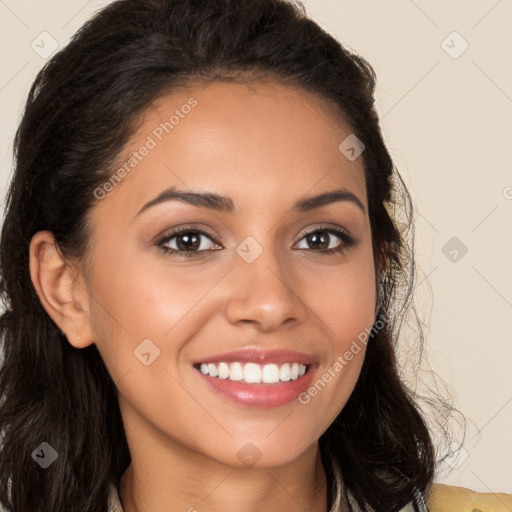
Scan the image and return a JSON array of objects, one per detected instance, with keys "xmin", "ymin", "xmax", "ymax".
[{"xmin": 29, "ymin": 230, "xmax": 95, "ymax": 349}]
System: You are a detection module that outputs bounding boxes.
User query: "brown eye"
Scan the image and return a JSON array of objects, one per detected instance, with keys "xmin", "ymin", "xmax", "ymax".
[
  {"xmin": 303, "ymin": 231, "xmax": 331, "ymax": 250},
  {"xmin": 157, "ymin": 228, "xmax": 220, "ymax": 257},
  {"xmin": 295, "ymin": 227, "xmax": 355, "ymax": 254},
  {"xmin": 172, "ymin": 232, "xmax": 202, "ymax": 251}
]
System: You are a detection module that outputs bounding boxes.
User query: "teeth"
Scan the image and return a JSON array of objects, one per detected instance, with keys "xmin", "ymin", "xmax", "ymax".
[
  {"xmin": 262, "ymin": 364, "xmax": 280, "ymax": 383},
  {"xmin": 229, "ymin": 362, "xmax": 244, "ymax": 381},
  {"xmin": 280, "ymin": 363, "xmax": 291, "ymax": 382},
  {"xmin": 218, "ymin": 362, "xmax": 230, "ymax": 379},
  {"xmin": 244, "ymin": 363, "xmax": 261, "ymax": 383},
  {"xmin": 207, "ymin": 363, "xmax": 218, "ymax": 377},
  {"xmin": 198, "ymin": 362, "xmax": 308, "ymax": 383}
]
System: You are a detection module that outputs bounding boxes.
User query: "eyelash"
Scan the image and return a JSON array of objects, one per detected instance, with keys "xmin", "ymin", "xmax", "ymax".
[{"xmin": 155, "ymin": 225, "xmax": 356, "ymax": 258}]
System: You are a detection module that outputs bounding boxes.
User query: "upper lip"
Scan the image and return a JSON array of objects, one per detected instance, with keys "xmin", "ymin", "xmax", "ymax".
[{"xmin": 193, "ymin": 348, "xmax": 318, "ymax": 366}]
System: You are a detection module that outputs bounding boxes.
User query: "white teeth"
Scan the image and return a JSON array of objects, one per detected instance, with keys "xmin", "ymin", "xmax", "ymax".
[
  {"xmin": 229, "ymin": 362, "xmax": 244, "ymax": 381},
  {"xmin": 262, "ymin": 363, "xmax": 280, "ymax": 383},
  {"xmin": 207, "ymin": 363, "xmax": 218, "ymax": 377},
  {"xmin": 218, "ymin": 362, "xmax": 230, "ymax": 379},
  {"xmin": 279, "ymin": 363, "xmax": 291, "ymax": 382},
  {"xmin": 244, "ymin": 363, "xmax": 261, "ymax": 383},
  {"xmin": 198, "ymin": 361, "xmax": 308, "ymax": 384}
]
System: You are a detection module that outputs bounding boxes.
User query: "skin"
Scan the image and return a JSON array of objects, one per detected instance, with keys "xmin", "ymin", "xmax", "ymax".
[{"xmin": 29, "ymin": 80, "xmax": 380, "ymax": 512}]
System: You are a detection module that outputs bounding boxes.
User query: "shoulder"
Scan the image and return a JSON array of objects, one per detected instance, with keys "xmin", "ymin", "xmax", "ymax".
[{"xmin": 426, "ymin": 483, "xmax": 512, "ymax": 512}]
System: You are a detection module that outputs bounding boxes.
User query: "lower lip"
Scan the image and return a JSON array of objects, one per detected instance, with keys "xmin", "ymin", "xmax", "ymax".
[{"xmin": 195, "ymin": 365, "xmax": 318, "ymax": 408}]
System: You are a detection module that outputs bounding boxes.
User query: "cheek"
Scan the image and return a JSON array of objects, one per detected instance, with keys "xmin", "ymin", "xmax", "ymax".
[
  {"xmin": 84, "ymin": 238, "xmax": 225, "ymax": 381},
  {"xmin": 86, "ymin": 237, "xmax": 197, "ymax": 337},
  {"xmin": 306, "ymin": 245, "xmax": 377, "ymax": 348},
  {"xmin": 297, "ymin": 247, "xmax": 376, "ymax": 415}
]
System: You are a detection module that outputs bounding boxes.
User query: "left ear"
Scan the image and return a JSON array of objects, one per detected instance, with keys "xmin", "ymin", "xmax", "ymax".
[{"xmin": 29, "ymin": 230, "xmax": 96, "ymax": 349}]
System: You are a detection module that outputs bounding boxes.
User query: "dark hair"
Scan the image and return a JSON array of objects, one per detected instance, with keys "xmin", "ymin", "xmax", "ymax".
[{"xmin": 0, "ymin": 0, "xmax": 455, "ymax": 510}]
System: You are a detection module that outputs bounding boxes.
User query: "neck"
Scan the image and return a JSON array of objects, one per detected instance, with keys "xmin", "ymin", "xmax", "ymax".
[{"xmin": 119, "ymin": 443, "xmax": 330, "ymax": 512}]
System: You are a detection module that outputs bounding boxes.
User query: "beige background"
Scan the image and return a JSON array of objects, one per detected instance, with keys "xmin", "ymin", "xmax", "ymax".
[{"xmin": 1, "ymin": 0, "xmax": 511, "ymax": 494}]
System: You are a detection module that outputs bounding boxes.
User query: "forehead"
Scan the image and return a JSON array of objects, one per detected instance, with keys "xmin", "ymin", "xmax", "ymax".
[{"xmin": 92, "ymin": 80, "xmax": 367, "ymax": 218}]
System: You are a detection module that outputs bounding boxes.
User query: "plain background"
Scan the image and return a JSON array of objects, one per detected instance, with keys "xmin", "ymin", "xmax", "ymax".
[{"xmin": 0, "ymin": 0, "xmax": 511, "ymax": 494}]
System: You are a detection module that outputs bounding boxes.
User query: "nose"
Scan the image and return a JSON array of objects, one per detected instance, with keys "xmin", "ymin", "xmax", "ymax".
[{"xmin": 223, "ymin": 243, "xmax": 308, "ymax": 332}]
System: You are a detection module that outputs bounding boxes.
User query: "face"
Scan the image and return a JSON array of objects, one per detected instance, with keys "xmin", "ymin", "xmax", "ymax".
[{"xmin": 76, "ymin": 80, "xmax": 377, "ymax": 468}]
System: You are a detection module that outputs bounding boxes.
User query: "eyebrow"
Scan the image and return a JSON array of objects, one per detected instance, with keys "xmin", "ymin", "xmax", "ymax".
[{"xmin": 134, "ymin": 186, "xmax": 365, "ymax": 218}]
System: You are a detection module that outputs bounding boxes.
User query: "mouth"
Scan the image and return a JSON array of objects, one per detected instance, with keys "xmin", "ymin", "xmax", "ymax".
[{"xmin": 192, "ymin": 348, "xmax": 318, "ymax": 408}]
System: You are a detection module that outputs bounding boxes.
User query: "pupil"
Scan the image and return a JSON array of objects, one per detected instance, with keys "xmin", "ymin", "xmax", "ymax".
[
  {"xmin": 177, "ymin": 232, "xmax": 200, "ymax": 251},
  {"xmin": 308, "ymin": 232, "xmax": 328, "ymax": 250}
]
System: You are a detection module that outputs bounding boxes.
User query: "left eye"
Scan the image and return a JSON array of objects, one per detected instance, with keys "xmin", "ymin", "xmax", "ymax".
[{"xmin": 295, "ymin": 229, "xmax": 348, "ymax": 251}]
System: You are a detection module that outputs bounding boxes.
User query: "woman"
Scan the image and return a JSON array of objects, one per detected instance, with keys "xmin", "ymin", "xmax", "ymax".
[{"xmin": 1, "ymin": 0, "xmax": 509, "ymax": 511}]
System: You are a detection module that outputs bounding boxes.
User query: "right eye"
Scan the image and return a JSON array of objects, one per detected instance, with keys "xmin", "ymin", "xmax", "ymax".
[{"xmin": 156, "ymin": 228, "xmax": 222, "ymax": 258}]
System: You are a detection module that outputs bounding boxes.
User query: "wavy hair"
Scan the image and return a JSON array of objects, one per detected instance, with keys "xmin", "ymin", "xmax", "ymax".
[{"xmin": 0, "ymin": 0, "xmax": 456, "ymax": 510}]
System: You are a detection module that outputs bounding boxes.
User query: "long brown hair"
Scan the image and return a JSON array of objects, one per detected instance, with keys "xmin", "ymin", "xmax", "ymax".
[{"xmin": 0, "ymin": 1, "xmax": 454, "ymax": 510}]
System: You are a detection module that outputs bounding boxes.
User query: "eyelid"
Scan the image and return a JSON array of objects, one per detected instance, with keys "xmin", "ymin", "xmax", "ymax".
[
  {"xmin": 298, "ymin": 223, "xmax": 351, "ymax": 238},
  {"xmin": 153, "ymin": 224, "xmax": 220, "ymax": 245}
]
